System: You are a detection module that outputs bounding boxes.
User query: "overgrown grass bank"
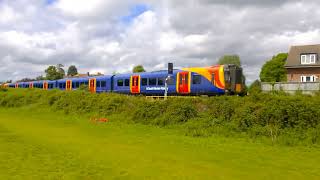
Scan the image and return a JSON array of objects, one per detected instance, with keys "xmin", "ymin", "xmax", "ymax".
[
  {"xmin": 1, "ymin": 107, "xmax": 320, "ymax": 179},
  {"xmin": 1, "ymin": 88, "xmax": 320, "ymax": 146}
]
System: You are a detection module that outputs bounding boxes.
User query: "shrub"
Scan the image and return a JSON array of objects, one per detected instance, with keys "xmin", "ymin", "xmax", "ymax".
[{"xmin": 1, "ymin": 89, "xmax": 320, "ymax": 145}]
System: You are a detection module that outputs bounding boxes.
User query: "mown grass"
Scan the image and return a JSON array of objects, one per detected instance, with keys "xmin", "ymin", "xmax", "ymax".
[{"xmin": 0, "ymin": 107, "xmax": 320, "ymax": 179}]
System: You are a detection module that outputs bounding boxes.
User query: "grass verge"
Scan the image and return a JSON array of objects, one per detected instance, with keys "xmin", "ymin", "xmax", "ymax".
[{"xmin": 0, "ymin": 107, "xmax": 320, "ymax": 179}]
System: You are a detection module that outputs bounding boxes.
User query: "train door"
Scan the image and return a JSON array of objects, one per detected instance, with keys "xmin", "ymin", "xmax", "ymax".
[
  {"xmin": 15, "ymin": 83, "xmax": 18, "ymax": 88},
  {"xmin": 88, "ymin": 78, "xmax": 96, "ymax": 93},
  {"xmin": 30, "ymin": 82, "xmax": 33, "ymax": 89},
  {"xmin": 130, "ymin": 75, "xmax": 140, "ymax": 94},
  {"xmin": 66, "ymin": 80, "xmax": 72, "ymax": 91},
  {"xmin": 43, "ymin": 81, "xmax": 48, "ymax": 90},
  {"xmin": 177, "ymin": 72, "xmax": 191, "ymax": 94}
]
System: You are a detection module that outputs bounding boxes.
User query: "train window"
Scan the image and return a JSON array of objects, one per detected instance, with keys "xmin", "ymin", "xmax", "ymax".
[
  {"xmin": 142, "ymin": 78, "xmax": 148, "ymax": 86},
  {"xmin": 192, "ymin": 75, "xmax": 201, "ymax": 84},
  {"xmin": 72, "ymin": 82, "xmax": 75, "ymax": 88},
  {"xmin": 76, "ymin": 82, "xmax": 80, "ymax": 88},
  {"xmin": 235, "ymin": 69, "xmax": 243, "ymax": 84},
  {"xmin": 158, "ymin": 78, "xmax": 165, "ymax": 86},
  {"xmin": 84, "ymin": 81, "xmax": 88, "ymax": 85},
  {"xmin": 101, "ymin": 81, "xmax": 106, "ymax": 88},
  {"xmin": 59, "ymin": 83, "xmax": 63, "ymax": 89},
  {"xmin": 124, "ymin": 79, "xmax": 129, "ymax": 86},
  {"xmin": 211, "ymin": 74, "xmax": 215, "ymax": 84},
  {"xmin": 97, "ymin": 81, "xmax": 101, "ymax": 88},
  {"xmin": 149, "ymin": 78, "xmax": 157, "ymax": 86},
  {"xmin": 40, "ymin": 84, "xmax": 43, "ymax": 88},
  {"xmin": 167, "ymin": 77, "xmax": 175, "ymax": 85},
  {"xmin": 62, "ymin": 83, "xmax": 66, "ymax": 89},
  {"xmin": 117, "ymin": 79, "xmax": 124, "ymax": 86}
]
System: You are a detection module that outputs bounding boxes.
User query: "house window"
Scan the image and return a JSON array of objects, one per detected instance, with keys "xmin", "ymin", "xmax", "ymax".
[
  {"xmin": 301, "ymin": 75, "xmax": 318, "ymax": 82},
  {"xmin": 301, "ymin": 54, "xmax": 317, "ymax": 64},
  {"xmin": 311, "ymin": 54, "xmax": 316, "ymax": 64}
]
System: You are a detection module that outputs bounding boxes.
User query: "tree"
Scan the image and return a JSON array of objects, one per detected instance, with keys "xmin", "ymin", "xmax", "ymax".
[
  {"xmin": 132, "ymin": 65, "xmax": 146, "ymax": 73},
  {"xmin": 45, "ymin": 65, "xmax": 64, "ymax": 80},
  {"xmin": 17, "ymin": 78, "xmax": 36, "ymax": 82},
  {"xmin": 260, "ymin": 53, "xmax": 288, "ymax": 82},
  {"xmin": 218, "ymin": 55, "xmax": 241, "ymax": 67},
  {"xmin": 36, "ymin": 75, "xmax": 46, "ymax": 80},
  {"xmin": 67, "ymin": 65, "xmax": 78, "ymax": 76},
  {"xmin": 56, "ymin": 64, "xmax": 65, "ymax": 76}
]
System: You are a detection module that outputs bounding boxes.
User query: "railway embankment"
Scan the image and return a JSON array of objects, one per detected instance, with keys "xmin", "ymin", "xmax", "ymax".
[{"xmin": 1, "ymin": 88, "xmax": 320, "ymax": 146}]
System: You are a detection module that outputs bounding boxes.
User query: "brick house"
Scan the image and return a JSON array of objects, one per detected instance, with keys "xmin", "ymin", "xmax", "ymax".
[{"xmin": 285, "ymin": 44, "xmax": 320, "ymax": 82}]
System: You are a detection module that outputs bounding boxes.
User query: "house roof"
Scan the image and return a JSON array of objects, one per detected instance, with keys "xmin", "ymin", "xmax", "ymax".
[{"xmin": 285, "ymin": 44, "xmax": 320, "ymax": 68}]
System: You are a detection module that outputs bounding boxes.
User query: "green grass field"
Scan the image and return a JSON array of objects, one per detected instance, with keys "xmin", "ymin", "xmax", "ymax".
[{"xmin": 0, "ymin": 107, "xmax": 320, "ymax": 179}]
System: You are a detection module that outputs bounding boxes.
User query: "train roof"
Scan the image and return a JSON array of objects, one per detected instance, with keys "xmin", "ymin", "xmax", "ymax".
[
  {"xmin": 56, "ymin": 75, "xmax": 113, "ymax": 82},
  {"xmin": 114, "ymin": 69, "xmax": 182, "ymax": 78}
]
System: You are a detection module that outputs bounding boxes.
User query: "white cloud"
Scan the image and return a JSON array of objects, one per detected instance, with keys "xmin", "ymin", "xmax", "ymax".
[
  {"xmin": 55, "ymin": 0, "xmax": 106, "ymax": 17},
  {"xmin": 1, "ymin": 0, "xmax": 320, "ymax": 84},
  {"xmin": 0, "ymin": 5, "xmax": 21, "ymax": 24}
]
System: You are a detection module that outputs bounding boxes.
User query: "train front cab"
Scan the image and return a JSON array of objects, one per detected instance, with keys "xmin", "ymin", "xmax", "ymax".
[{"xmin": 223, "ymin": 64, "xmax": 244, "ymax": 95}]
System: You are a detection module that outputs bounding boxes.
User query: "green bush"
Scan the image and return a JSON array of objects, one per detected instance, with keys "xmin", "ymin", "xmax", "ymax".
[{"xmin": 1, "ymin": 89, "xmax": 320, "ymax": 146}]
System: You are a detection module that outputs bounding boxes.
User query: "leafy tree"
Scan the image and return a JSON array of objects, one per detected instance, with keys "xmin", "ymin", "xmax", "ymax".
[
  {"xmin": 17, "ymin": 78, "xmax": 36, "ymax": 82},
  {"xmin": 36, "ymin": 75, "xmax": 46, "ymax": 80},
  {"xmin": 45, "ymin": 66, "xmax": 64, "ymax": 80},
  {"xmin": 218, "ymin": 55, "xmax": 241, "ymax": 67},
  {"xmin": 67, "ymin": 65, "xmax": 78, "ymax": 76},
  {"xmin": 260, "ymin": 53, "xmax": 288, "ymax": 82},
  {"xmin": 6, "ymin": 80, "xmax": 12, "ymax": 83},
  {"xmin": 133, "ymin": 65, "xmax": 146, "ymax": 73},
  {"xmin": 56, "ymin": 64, "xmax": 65, "ymax": 76}
]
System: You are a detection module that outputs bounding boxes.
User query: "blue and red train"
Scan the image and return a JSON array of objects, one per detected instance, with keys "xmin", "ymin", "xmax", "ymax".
[{"xmin": 5, "ymin": 64, "xmax": 245, "ymax": 95}]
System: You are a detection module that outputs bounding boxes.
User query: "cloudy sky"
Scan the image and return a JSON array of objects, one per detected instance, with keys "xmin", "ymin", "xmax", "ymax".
[{"xmin": 0, "ymin": 0, "xmax": 319, "ymax": 83}]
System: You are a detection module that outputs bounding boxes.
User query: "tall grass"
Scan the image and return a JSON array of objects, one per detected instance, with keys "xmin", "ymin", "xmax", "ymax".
[{"xmin": 1, "ymin": 88, "xmax": 320, "ymax": 146}]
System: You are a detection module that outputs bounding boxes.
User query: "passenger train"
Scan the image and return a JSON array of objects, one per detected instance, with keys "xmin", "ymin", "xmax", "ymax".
[{"xmin": 4, "ymin": 64, "xmax": 245, "ymax": 95}]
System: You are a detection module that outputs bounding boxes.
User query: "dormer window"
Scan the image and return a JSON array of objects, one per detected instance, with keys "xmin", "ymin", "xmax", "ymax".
[{"xmin": 301, "ymin": 54, "xmax": 317, "ymax": 64}]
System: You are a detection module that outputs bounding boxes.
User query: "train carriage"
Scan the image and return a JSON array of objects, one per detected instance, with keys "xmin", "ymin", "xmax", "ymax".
[
  {"xmin": 87, "ymin": 76, "xmax": 113, "ymax": 93},
  {"xmin": 112, "ymin": 74, "xmax": 131, "ymax": 94},
  {"xmin": 56, "ymin": 76, "xmax": 113, "ymax": 93}
]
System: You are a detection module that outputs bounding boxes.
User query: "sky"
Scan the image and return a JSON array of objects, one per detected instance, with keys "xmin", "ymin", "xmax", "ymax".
[{"xmin": 0, "ymin": 0, "xmax": 319, "ymax": 83}]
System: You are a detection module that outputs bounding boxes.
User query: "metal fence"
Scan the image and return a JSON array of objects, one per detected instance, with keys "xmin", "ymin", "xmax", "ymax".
[{"xmin": 261, "ymin": 82, "xmax": 320, "ymax": 95}]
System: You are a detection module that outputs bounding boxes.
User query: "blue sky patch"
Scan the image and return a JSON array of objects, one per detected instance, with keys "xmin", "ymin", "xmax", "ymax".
[
  {"xmin": 45, "ymin": 0, "xmax": 57, "ymax": 5},
  {"xmin": 121, "ymin": 4, "xmax": 150, "ymax": 24}
]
